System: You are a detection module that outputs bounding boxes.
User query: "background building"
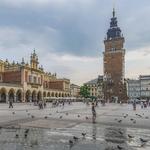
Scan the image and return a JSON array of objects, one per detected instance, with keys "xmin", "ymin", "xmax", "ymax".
[
  {"xmin": 0, "ymin": 50, "xmax": 70, "ymax": 103},
  {"xmin": 126, "ymin": 79, "xmax": 140, "ymax": 100},
  {"xmin": 84, "ymin": 75, "xmax": 103, "ymax": 98},
  {"xmin": 140, "ymin": 75, "xmax": 150, "ymax": 99},
  {"xmin": 103, "ymin": 9, "xmax": 127, "ymax": 103},
  {"xmin": 70, "ymin": 84, "xmax": 80, "ymax": 98},
  {"xmin": 126, "ymin": 75, "xmax": 150, "ymax": 100}
]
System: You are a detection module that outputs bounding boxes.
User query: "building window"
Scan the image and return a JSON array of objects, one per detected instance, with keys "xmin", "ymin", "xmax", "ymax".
[
  {"xmin": 38, "ymin": 77, "xmax": 40, "ymax": 84},
  {"xmin": 29, "ymin": 75, "xmax": 32, "ymax": 83},
  {"xmin": 34, "ymin": 76, "xmax": 37, "ymax": 83}
]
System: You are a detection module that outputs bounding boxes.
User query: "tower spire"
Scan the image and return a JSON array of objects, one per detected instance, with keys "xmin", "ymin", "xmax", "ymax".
[{"xmin": 113, "ymin": 7, "xmax": 115, "ymax": 17}]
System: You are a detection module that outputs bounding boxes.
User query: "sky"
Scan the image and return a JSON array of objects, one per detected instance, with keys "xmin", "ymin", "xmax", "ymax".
[{"xmin": 0, "ymin": 0, "xmax": 150, "ymax": 85}]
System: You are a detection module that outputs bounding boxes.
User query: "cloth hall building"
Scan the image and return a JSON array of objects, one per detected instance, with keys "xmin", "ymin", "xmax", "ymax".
[{"xmin": 0, "ymin": 50, "xmax": 70, "ymax": 103}]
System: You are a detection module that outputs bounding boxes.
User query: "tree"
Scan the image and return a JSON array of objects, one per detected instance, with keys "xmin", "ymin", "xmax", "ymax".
[{"xmin": 80, "ymin": 85, "xmax": 90, "ymax": 98}]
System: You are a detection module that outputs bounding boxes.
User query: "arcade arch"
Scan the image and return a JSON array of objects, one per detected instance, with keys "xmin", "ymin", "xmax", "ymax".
[
  {"xmin": 47, "ymin": 92, "xmax": 50, "ymax": 97},
  {"xmin": 26, "ymin": 90, "xmax": 31, "ymax": 102},
  {"xmin": 43, "ymin": 91, "xmax": 46, "ymax": 98},
  {"xmin": 37, "ymin": 91, "xmax": 42, "ymax": 101},
  {"xmin": 8, "ymin": 89, "xmax": 15, "ymax": 102},
  {"xmin": 0, "ymin": 88, "xmax": 7, "ymax": 103},
  {"xmin": 16, "ymin": 89, "xmax": 22, "ymax": 102},
  {"xmin": 32, "ymin": 90, "xmax": 37, "ymax": 102}
]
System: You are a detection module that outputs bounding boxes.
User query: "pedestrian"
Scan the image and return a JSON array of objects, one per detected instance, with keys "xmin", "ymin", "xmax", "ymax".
[
  {"xmin": 144, "ymin": 102, "xmax": 147, "ymax": 108},
  {"xmin": 91, "ymin": 102, "xmax": 96, "ymax": 123},
  {"xmin": 43, "ymin": 100, "xmax": 46, "ymax": 108},
  {"xmin": 95, "ymin": 100, "xmax": 98, "ymax": 107},
  {"xmin": 140, "ymin": 101, "xmax": 144, "ymax": 109},
  {"xmin": 9, "ymin": 98, "xmax": 13, "ymax": 108},
  {"xmin": 133, "ymin": 100, "xmax": 136, "ymax": 111}
]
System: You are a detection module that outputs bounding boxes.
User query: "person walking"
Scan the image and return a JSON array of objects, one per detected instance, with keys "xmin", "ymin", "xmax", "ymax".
[
  {"xmin": 140, "ymin": 101, "xmax": 144, "ymax": 109},
  {"xmin": 133, "ymin": 100, "xmax": 136, "ymax": 111},
  {"xmin": 9, "ymin": 98, "xmax": 13, "ymax": 108},
  {"xmin": 92, "ymin": 102, "xmax": 96, "ymax": 123}
]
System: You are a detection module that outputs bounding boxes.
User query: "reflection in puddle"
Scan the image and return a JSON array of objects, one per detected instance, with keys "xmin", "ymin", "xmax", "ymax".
[
  {"xmin": 0, "ymin": 124, "xmax": 149, "ymax": 150},
  {"xmin": 104, "ymin": 127, "xmax": 132, "ymax": 150},
  {"xmin": 92, "ymin": 124, "xmax": 97, "ymax": 140}
]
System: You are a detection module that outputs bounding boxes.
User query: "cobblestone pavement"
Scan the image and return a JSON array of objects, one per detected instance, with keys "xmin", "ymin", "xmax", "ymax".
[{"xmin": 0, "ymin": 102, "xmax": 150, "ymax": 150}]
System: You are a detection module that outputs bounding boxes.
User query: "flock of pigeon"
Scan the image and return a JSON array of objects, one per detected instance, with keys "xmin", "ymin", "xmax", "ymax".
[
  {"xmin": 114, "ymin": 112, "xmax": 149, "ymax": 124},
  {"xmin": 10, "ymin": 109, "xmax": 150, "ymax": 149}
]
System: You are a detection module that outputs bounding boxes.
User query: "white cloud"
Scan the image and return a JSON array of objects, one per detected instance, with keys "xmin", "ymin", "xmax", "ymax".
[
  {"xmin": 126, "ymin": 47, "xmax": 150, "ymax": 79},
  {"xmin": 126, "ymin": 47, "xmax": 150, "ymax": 61},
  {"xmin": 39, "ymin": 52, "xmax": 102, "ymax": 85}
]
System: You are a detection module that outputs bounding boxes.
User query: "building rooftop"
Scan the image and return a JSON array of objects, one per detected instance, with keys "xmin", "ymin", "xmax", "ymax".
[
  {"xmin": 139, "ymin": 75, "xmax": 150, "ymax": 80},
  {"xmin": 84, "ymin": 75, "xmax": 103, "ymax": 85}
]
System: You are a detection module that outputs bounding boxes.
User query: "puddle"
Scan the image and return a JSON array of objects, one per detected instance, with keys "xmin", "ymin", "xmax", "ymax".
[{"xmin": 0, "ymin": 123, "xmax": 149, "ymax": 150}]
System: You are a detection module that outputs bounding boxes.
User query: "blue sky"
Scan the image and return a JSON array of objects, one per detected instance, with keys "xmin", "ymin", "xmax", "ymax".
[{"xmin": 0, "ymin": 0, "xmax": 150, "ymax": 85}]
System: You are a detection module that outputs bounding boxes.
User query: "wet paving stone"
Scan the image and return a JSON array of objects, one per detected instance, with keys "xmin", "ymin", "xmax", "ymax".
[{"xmin": 0, "ymin": 123, "xmax": 149, "ymax": 150}]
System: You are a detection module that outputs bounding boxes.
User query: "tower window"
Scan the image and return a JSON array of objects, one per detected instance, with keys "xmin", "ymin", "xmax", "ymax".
[{"xmin": 111, "ymin": 48, "xmax": 116, "ymax": 51}]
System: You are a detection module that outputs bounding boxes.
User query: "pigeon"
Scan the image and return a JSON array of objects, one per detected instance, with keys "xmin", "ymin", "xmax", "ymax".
[
  {"xmin": 66, "ymin": 113, "xmax": 68, "ymax": 115},
  {"xmin": 12, "ymin": 112, "xmax": 15, "ymax": 115},
  {"xmin": 26, "ymin": 110, "xmax": 28, "ymax": 112},
  {"xmin": 82, "ymin": 133, "xmax": 86, "ymax": 137},
  {"xmin": 60, "ymin": 116, "xmax": 63, "ymax": 119},
  {"xmin": 78, "ymin": 115, "xmax": 80, "ymax": 118},
  {"xmin": 133, "ymin": 120, "xmax": 136, "ymax": 124},
  {"xmin": 130, "ymin": 118, "xmax": 134, "ymax": 121},
  {"xmin": 56, "ymin": 111, "xmax": 59, "ymax": 113},
  {"xmin": 93, "ymin": 135, "xmax": 96, "ymax": 140},
  {"xmin": 118, "ymin": 120, "xmax": 122, "ymax": 123},
  {"xmin": 117, "ymin": 145, "xmax": 123, "ymax": 150},
  {"xmin": 15, "ymin": 134, "xmax": 19, "ymax": 138},
  {"xmin": 73, "ymin": 136, "xmax": 79, "ymax": 141},
  {"xmin": 114, "ymin": 118, "xmax": 118, "ymax": 121},
  {"xmin": 140, "ymin": 138, "xmax": 148, "ymax": 143},
  {"xmin": 136, "ymin": 114, "xmax": 142, "ymax": 118},
  {"xmin": 118, "ymin": 131, "xmax": 123, "ymax": 135},
  {"xmin": 25, "ymin": 129, "xmax": 29, "ymax": 134},
  {"xmin": 85, "ymin": 116, "xmax": 89, "ymax": 120},
  {"xmin": 49, "ymin": 113, "xmax": 52, "ymax": 115},
  {"xmin": 128, "ymin": 134, "xmax": 134, "ymax": 139},
  {"xmin": 69, "ymin": 140, "xmax": 73, "ymax": 145},
  {"xmin": 44, "ymin": 116, "xmax": 48, "ymax": 119},
  {"xmin": 27, "ymin": 113, "xmax": 30, "ymax": 116},
  {"xmin": 145, "ymin": 116, "xmax": 149, "ymax": 119},
  {"xmin": 31, "ymin": 115, "xmax": 35, "ymax": 118},
  {"xmin": 24, "ymin": 134, "xmax": 28, "ymax": 138}
]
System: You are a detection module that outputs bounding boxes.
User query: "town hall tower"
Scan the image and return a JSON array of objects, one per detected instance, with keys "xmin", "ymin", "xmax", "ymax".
[{"xmin": 103, "ymin": 9, "xmax": 127, "ymax": 102}]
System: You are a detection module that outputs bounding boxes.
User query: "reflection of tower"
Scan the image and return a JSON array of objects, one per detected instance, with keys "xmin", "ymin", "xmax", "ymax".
[
  {"xmin": 103, "ymin": 9, "xmax": 127, "ymax": 102},
  {"xmin": 30, "ymin": 49, "xmax": 39, "ymax": 69}
]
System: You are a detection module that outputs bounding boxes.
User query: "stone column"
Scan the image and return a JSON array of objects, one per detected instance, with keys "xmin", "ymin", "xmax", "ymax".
[
  {"xmin": 23, "ymin": 92, "xmax": 26, "ymax": 103},
  {"xmin": 0, "ymin": 93, "xmax": 1, "ymax": 102}
]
